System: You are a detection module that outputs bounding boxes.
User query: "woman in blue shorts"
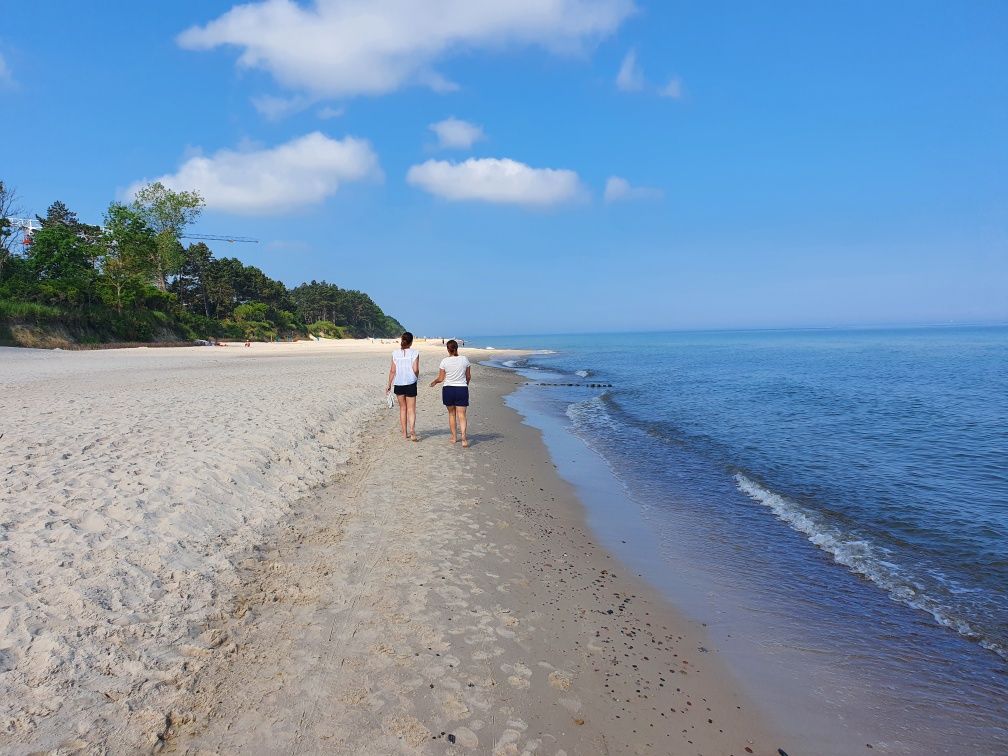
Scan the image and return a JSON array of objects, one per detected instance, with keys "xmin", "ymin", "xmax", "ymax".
[{"xmin": 429, "ymin": 339, "xmax": 471, "ymax": 447}]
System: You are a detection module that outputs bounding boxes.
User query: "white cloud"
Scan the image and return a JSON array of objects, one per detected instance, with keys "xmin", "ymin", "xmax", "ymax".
[
  {"xmin": 429, "ymin": 118, "xmax": 485, "ymax": 150},
  {"xmin": 659, "ymin": 77, "xmax": 682, "ymax": 99},
  {"xmin": 407, "ymin": 157, "xmax": 584, "ymax": 206},
  {"xmin": 419, "ymin": 71, "xmax": 461, "ymax": 94},
  {"xmin": 178, "ymin": 0, "xmax": 635, "ymax": 98},
  {"xmin": 252, "ymin": 96, "xmax": 347, "ymax": 122},
  {"xmin": 604, "ymin": 176, "xmax": 662, "ymax": 203},
  {"xmin": 617, "ymin": 49, "xmax": 682, "ymax": 99},
  {"xmin": 126, "ymin": 132, "xmax": 380, "ymax": 215},
  {"xmin": 0, "ymin": 52, "xmax": 13, "ymax": 86},
  {"xmin": 251, "ymin": 93, "xmax": 312, "ymax": 119},
  {"xmin": 616, "ymin": 49, "xmax": 643, "ymax": 92},
  {"xmin": 317, "ymin": 105, "xmax": 345, "ymax": 120}
]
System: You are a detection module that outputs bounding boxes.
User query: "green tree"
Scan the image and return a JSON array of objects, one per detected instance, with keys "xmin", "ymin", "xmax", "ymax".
[
  {"xmin": 0, "ymin": 180, "xmax": 22, "ymax": 281},
  {"xmin": 24, "ymin": 223, "xmax": 99, "ymax": 310},
  {"xmin": 38, "ymin": 200, "xmax": 104, "ymax": 249},
  {"xmin": 288, "ymin": 280, "xmax": 402, "ymax": 337},
  {"xmin": 38, "ymin": 200, "xmax": 79, "ymax": 229},
  {"xmin": 131, "ymin": 182, "xmax": 205, "ymax": 291},
  {"xmin": 171, "ymin": 242, "xmax": 214, "ymax": 316},
  {"xmin": 203, "ymin": 256, "xmax": 242, "ymax": 317},
  {"xmin": 100, "ymin": 204, "xmax": 158, "ymax": 313}
]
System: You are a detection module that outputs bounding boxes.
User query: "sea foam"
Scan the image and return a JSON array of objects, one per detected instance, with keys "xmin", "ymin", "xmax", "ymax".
[{"xmin": 733, "ymin": 473, "xmax": 1004, "ymax": 659}]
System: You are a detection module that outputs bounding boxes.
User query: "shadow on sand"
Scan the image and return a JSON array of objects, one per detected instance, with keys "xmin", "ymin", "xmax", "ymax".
[{"xmin": 418, "ymin": 429, "xmax": 503, "ymax": 446}]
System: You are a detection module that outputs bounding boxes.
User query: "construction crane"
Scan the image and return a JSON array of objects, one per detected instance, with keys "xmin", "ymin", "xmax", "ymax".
[
  {"xmin": 3, "ymin": 218, "xmax": 258, "ymax": 247},
  {"xmin": 3, "ymin": 218, "xmax": 41, "ymax": 246},
  {"xmin": 180, "ymin": 233, "xmax": 259, "ymax": 244}
]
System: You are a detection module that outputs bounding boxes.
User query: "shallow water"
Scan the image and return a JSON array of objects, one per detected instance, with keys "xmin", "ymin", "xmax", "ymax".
[{"xmin": 484, "ymin": 326, "xmax": 1008, "ymax": 753}]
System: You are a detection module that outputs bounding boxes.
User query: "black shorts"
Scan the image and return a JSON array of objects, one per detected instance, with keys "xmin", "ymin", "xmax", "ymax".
[
  {"xmin": 393, "ymin": 382, "xmax": 418, "ymax": 397},
  {"xmin": 442, "ymin": 386, "xmax": 469, "ymax": 406}
]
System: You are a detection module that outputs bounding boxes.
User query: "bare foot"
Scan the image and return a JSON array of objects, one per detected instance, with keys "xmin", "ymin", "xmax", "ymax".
[
  {"xmin": 411, "ymin": 434, "xmax": 420, "ymax": 442},
  {"xmin": 450, "ymin": 436, "xmax": 457, "ymax": 444},
  {"xmin": 461, "ymin": 439, "xmax": 469, "ymax": 448}
]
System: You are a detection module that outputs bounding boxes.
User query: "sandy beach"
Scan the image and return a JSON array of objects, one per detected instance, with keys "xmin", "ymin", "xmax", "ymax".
[{"xmin": 1, "ymin": 341, "xmax": 785, "ymax": 754}]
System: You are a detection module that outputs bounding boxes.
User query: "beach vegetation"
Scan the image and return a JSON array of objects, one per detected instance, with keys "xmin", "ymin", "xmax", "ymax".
[
  {"xmin": 307, "ymin": 319, "xmax": 349, "ymax": 339},
  {"xmin": 229, "ymin": 302, "xmax": 276, "ymax": 341},
  {"xmin": 0, "ymin": 298, "xmax": 62, "ymax": 320},
  {"xmin": 0, "ymin": 180, "xmax": 404, "ymax": 347}
]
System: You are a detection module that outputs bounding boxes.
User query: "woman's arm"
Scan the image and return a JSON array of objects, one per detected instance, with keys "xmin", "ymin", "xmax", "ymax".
[
  {"xmin": 412, "ymin": 355, "xmax": 420, "ymax": 379},
  {"xmin": 465, "ymin": 365, "xmax": 472, "ymax": 385},
  {"xmin": 430, "ymin": 368, "xmax": 446, "ymax": 388},
  {"xmin": 386, "ymin": 360, "xmax": 395, "ymax": 391}
]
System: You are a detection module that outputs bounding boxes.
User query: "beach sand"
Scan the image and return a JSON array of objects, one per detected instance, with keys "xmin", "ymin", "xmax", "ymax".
[{"xmin": 1, "ymin": 341, "xmax": 785, "ymax": 754}]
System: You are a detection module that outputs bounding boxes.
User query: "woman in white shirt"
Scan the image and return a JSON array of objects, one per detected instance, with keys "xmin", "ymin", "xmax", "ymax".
[
  {"xmin": 429, "ymin": 339, "xmax": 472, "ymax": 447},
  {"xmin": 386, "ymin": 331, "xmax": 420, "ymax": 441}
]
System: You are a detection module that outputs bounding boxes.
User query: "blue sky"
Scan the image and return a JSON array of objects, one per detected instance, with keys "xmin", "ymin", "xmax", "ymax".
[{"xmin": 2, "ymin": 1, "xmax": 1005, "ymax": 335}]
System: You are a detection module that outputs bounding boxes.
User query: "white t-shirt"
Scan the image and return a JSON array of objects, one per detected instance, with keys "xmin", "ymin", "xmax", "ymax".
[
  {"xmin": 392, "ymin": 348, "xmax": 419, "ymax": 385},
  {"xmin": 439, "ymin": 355, "xmax": 471, "ymax": 387}
]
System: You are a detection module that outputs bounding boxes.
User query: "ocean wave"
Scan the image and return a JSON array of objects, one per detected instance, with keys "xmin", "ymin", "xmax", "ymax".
[
  {"xmin": 575, "ymin": 369, "xmax": 591, "ymax": 378},
  {"xmin": 734, "ymin": 474, "xmax": 1005, "ymax": 660},
  {"xmin": 566, "ymin": 395, "xmax": 621, "ymax": 434},
  {"xmin": 565, "ymin": 396, "xmax": 1007, "ymax": 661}
]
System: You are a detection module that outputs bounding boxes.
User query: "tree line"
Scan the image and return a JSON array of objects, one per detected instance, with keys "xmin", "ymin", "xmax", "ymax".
[{"xmin": 0, "ymin": 180, "xmax": 403, "ymax": 344}]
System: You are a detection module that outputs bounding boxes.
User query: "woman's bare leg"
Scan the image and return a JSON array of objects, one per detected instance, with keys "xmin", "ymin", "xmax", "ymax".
[
  {"xmin": 458, "ymin": 406, "xmax": 469, "ymax": 447},
  {"xmin": 406, "ymin": 396, "xmax": 418, "ymax": 440},
  {"xmin": 447, "ymin": 406, "xmax": 457, "ymax": 442},
  {"xmin": 397, "ymin": 394, "xmax": 408, "ymax": 439}
]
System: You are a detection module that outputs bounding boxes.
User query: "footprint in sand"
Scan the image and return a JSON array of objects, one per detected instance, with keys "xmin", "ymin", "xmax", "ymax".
[
  {"xmin": 382, "ymin": 713, "xmax": 430, "ymax": 747},
  {"xmin": 339, "ymin": 687, "xmax": 371, "ymax": 708},
  {"xmin": 548, "ymin": 670, "xmax": 573, "ymax": 691},
  {"xmin": 502, "ymin": 661, "xmax": 532, "ymax": 689},
  {"xmin": 471, "ymin": 647, "xmax": 505, "ymax": 660},
  {"xmin": 452, "ymin": 726, "xmax": 479, "ymax": 748},
  {"xmin": 440, "ymin": 693, "xmax": 470, "ymax": 720}
]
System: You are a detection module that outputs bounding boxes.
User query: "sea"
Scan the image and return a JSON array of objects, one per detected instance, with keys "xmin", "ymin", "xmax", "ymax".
[{"xmin": 477, "ymin": 326, "xmax": 1007, "ymax": 754}]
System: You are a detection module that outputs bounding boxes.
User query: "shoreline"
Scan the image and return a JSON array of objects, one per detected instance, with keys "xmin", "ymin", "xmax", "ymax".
[
  {"xmin": 166, "ymin": 362, "xmax": 786, "ymax": 754},
  {"xmin": 486, "ymin": 335, "xmax": 1008, "ymax": 755},
  {"xmin": 1, "ymin": 342, "xmax": 785, "ymax": 753}
]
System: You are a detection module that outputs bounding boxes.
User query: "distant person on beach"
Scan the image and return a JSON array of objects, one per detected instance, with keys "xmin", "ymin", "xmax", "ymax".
[
  {"xmin": 387, "ymin": 331, "xmax": 420, "ymax": 441},
  {"xmin": 429, "ymin": 339, "xmax": 471, "ymax": 447}
]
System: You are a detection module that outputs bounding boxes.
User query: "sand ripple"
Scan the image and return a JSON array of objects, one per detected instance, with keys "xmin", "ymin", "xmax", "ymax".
[{"xmin": 0, "ymin": 344, "xmax": 386, "ymax": 748}]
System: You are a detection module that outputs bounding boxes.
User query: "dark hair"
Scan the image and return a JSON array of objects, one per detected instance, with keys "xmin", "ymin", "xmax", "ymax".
[
  {"xmin": 400, "ymin": 331, "xmax": 414, "ymax": 349},
  {"xmin": 446, "ymin": 339, "xmax": 459, "ymax": 355}
]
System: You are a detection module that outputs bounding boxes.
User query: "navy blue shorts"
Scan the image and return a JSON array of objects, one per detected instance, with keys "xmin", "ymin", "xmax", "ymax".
[{"xmin": 442, "ymin": 386, "xmax": 469, "ymax": 407}]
